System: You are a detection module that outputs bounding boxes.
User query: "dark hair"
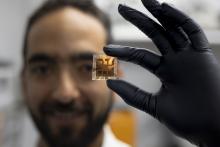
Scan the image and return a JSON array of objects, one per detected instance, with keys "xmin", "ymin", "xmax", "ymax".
[{"xmin": 22, "ymin": 0, "xmax": 112, "ymax": 61}]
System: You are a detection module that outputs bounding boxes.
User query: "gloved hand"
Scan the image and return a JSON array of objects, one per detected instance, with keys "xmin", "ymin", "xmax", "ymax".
[{"xmin": 103, "ymin": 0, "xmax": 220, "ymax": 146}]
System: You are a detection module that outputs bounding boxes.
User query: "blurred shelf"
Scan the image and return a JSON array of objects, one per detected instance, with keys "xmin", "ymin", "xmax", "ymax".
[{"xmin": 113, "ymin": 25, "xmax": 220, "ymax": 44}]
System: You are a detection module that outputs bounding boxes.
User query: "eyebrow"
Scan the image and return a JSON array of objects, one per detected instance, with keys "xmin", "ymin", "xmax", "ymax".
[
  {"xmin": 27, "ymin": 54, "xmax": 55, "ymax": 64},
  {"xmin": 27, "ymin": 52, "xmax": 96, "ymax": 64},
  {"xmin": 70, "ymin": 52, "xmax": 94, "ymax": 61}
]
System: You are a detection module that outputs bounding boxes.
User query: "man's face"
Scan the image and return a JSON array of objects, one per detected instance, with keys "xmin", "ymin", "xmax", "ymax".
[{"xmin": 22, "ymin": 8, "xmax": 112, "ymax": 147}]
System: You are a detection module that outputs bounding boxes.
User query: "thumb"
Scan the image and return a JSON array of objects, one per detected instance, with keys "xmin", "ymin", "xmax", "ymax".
[{"xmin": 107, "ymin": 79, "xmax": 157, "ymax": 117}]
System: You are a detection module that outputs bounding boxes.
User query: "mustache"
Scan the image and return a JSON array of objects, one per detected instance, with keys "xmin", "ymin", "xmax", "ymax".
[{"xmin": 40, "ymin": 100, "xmax": 92, "ymax": 116}]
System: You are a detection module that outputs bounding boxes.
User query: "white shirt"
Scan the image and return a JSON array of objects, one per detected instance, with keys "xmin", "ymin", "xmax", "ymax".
[{"xmin": 102, "ymin": 126, "xmax": 131, "ymax": 147}]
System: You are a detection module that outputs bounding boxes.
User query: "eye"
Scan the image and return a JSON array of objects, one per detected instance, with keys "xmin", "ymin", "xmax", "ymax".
[
  {"xmin": 72, "ymin": 61, "xmax": 93, "ymax": 81},
  {"xmin": 79, "ymin": 64, "xmax": 92, "ymax": 73},
  {"xmin": 29, "ymin": 64, "xmax": 51, "ymax": 76}
]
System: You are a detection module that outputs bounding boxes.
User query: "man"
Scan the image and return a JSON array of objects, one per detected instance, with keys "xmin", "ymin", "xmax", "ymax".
[
  {"xmin": 104, "ymin": 0, "xmax": 220, "ymax": 147},
  {"xmin": 21, "ymin": 0, "xmax": 129, "ymax": 147}
]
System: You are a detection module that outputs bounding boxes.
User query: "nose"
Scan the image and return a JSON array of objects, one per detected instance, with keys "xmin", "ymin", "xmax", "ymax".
[{"xmin": 52, "ymin": 70, "xmax": 81, "ymax": 103}]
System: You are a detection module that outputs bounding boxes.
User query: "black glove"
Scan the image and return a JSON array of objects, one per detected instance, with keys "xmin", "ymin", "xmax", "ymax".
[{"xmin": 103, "ymin": 0, "xmax": 220, "ymax": 146}]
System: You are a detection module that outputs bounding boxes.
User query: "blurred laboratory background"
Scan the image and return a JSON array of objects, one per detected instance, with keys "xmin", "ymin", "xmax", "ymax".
[{"xmin": 1, "ymin": 0, "xmax": 220, "ymax": 147}]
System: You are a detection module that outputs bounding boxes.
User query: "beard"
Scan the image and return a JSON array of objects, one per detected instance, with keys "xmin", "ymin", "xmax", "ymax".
[{"xmin": 28, "ymin": 93, "xmax": 113, "ymax": 147}]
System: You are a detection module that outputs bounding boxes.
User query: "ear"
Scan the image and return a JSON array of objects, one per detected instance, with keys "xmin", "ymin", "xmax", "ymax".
[
  {"xmin": 20, "ymin": 68, "xmax": 25, "ymax": 88},
  {"xmin": 20, "ymin": 68, "xmax": 27, "ymax": 100},
  {"xmin": 112, "ymin": 63, "xmax": 124, "ymax": 101},
  {"xmin": 117, "ymin": 62, "xmax": 124, "ymax": 78}
]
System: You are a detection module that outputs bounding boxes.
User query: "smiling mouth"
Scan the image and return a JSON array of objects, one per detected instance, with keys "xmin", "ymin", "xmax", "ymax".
[
  {"xmin": 47, "ymin": 110, "xmax": 88, "ymax": 122},
  {"xmin": 54, "ymin": 111, "xmax": 84, "ymax": 117},
  {"xmin": 40, "ymin": 102, "xmax": 91, "ymax": 123}
]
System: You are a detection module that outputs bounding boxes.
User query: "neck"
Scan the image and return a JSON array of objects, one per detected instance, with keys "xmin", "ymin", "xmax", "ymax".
[{"xmin": 37, "ymin": 128, "xmax": 104, "ymax": 147}]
